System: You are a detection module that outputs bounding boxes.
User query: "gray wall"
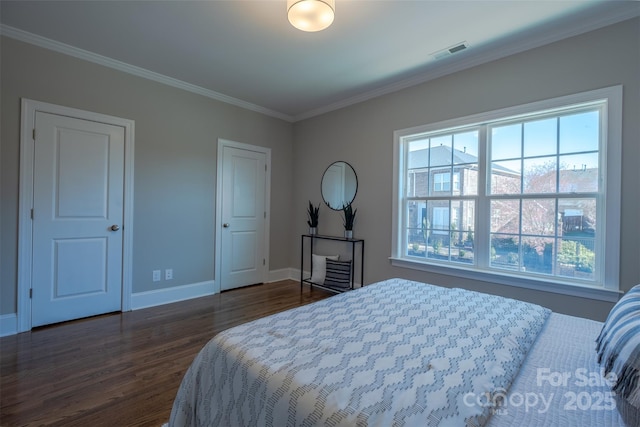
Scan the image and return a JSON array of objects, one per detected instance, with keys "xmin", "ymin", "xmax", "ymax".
[
  {"xmin": 291, "ymin": 18, "xmax": 640, "ymax": 321},
  {"xmin": 1, "ymin": 37, "xmax": 294, "ymax": 315},
  {"xmin": 2, "ymin": 19, "xmax": 638, "ymax": 322}
]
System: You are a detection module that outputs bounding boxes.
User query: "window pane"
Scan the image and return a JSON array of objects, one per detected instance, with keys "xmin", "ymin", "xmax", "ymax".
[
  {"xmin": 428, "ymin": 201, "xmax": 450, "ymax": 233},
  {"xmin": 406, "ymin": 200, "xmax": 427, "ymax": 258},
  {"xmin": 407, "ymin": 169, "xmax": 429, "ymax": 197},
  {"xmin": 491, "ymin": 200, "xmax": 520, "ymax": 234},
  {"xmin": 453, "ymin": 131, "xmax": 479, "ymax": 163},
  {"xmin": 490, "ymin": 234, "xmax": 520, "ymax": 271},
  {"xmin": 558, "ymin": 199, "xmax": 597, "ymax": 280},
  {"xmin": 429, "ymin": 135, "xmax": 453, "ymax": 167},
  {"xmin": 522, "ymin": 236, "xmax": 554, "ymax": 274},
  {"xmin": 407, "ymin": 171, "xmax": 415, "ymax": 197},
  {"xmin": 491, "ymin": 124, "xmax": 521, "ymax": 160},
  {"xmin": 407, "ymin": 200, "xmax": 426, "ymax": 229},
  {"xmin": 451, "ymin": 200, "xmax": 475, "ymax": 265},
  {"xmin": 557, "ymin": 238, "xmax": 596, "ymax": 281},
  {"xmin": 451, "ymin": 131, "xmax": 479, "ymax": 196},
  {"xmin": 458, "ymin": 167, "xmax": 478, "ymax": 196},
  {"xmin": 461, "ymin": 201, "xmax": 475, "ymax": 240},
  {"xmin": 524, "ymin": 117, "xmax": 557, "ymax": 157},
  {"xmin": 450, "ymin": 201, "xmax": 461, "ymax": 246},
  {"xmin": 407, "ymin": 230, "xmax": 427, "ymax": 258},
  {"xmin": 408, "ymin": 138, "xmax": 430, "ymax": 197},
  {"xmin": 428, "ymin": 234, "xmax": 450, "ymax": 261},
  {"xmin": 560, "ymin": 110, "xmax": 599, "ymax": 154},
  {"xmin": 522, "ymin": 199, "xmax": 556, "ymax": 235},
  {"xmin": 559, "ymin": 198, "xmax": 596, "ymax": 237},
  {"xmin": 491, "ymin": 161, "xmax": 521, "ymax": 195},
  {"xmin": 559, "ymin": 153, "xmax": 599, "ymax": 192},
  {"xmin": 523, "ymin": 157, "xmax": 557, "ymax": 194},
  {"xmin": 453, "ymin": 245, "xmax": 474, "ymax": 264}
]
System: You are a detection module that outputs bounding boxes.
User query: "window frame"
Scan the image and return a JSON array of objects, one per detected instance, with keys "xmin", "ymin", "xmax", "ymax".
[{"xmin": 391, "ymin": 86, "xmax": 622, "ymax": 302}]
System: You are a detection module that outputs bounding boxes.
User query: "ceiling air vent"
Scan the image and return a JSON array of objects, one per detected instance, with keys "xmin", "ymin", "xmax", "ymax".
[{"xmin": 431, "ymin": 42, "xmax": 469, "ymax": 60}]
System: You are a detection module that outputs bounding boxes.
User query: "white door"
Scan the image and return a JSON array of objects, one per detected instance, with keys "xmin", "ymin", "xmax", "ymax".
[
  {"xmin": 220, "ymin": 145, "xmax": 267, "ymax": 291},
  {"xmin": 31, "ymin": 112, "xmax": 125, "ymax": 327}
]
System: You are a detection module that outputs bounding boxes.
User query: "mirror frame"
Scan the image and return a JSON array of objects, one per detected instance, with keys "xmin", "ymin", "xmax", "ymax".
[{"xmin": 321, "ymin": 161, "xmax": 358, "ymax": 210}]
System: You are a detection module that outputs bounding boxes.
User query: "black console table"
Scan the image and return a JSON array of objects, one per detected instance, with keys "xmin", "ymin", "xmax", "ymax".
[{"xmin": 300, "ymin": 234, "xmax": 364, "ymax": 293}]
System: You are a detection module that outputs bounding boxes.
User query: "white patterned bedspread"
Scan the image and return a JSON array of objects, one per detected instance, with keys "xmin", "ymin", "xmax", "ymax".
[
  {"xmin": 169, "ymin": 278, "xmax": 551, "ymax": 427},
  {"xmin": 486, "ymin": 313, "xmax": 625, "ymax": 426}
]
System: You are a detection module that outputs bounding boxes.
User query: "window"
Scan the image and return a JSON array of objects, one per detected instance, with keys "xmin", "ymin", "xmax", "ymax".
[
  {"xmin": 432, "ymin": 172, "xmax": 461, "ymax": 192},
  {"xmin": 392, "ymin": 87, "xmax": 622, "ymax": 297},
  {"xmin": 434, "ymin": 173, "xmax": 451, "ymax": 192}
]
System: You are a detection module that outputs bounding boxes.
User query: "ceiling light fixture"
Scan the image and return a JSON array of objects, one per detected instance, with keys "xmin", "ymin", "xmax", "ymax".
[{"xmin": 287, "ymin": 0, "xmax": 335, "ymax": 32}]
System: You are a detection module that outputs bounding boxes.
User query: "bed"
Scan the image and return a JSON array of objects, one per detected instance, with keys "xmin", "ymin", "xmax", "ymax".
[{"xmin": 168, "ymin": 278, "xmax": 639, "ymax": 426}]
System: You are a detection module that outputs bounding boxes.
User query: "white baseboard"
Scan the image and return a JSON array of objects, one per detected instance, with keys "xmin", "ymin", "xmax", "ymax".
[
  {"xmin": 0, "ymin": 282, "xmax": 216, "ymax": 337},
  {"xmin": 131, "ymin": 280, "xmax": 216, "ymax": 310},
  {"xmin": 266, "ymin": 268, "xmax": 297, "ymax": 283},
  {"xmin": 0, "ymin": 313, "xmax": 18, "ymax": 337},
  {"xmin": 0, "ymin": 271, "xmax": 345, "ymax": 337}
]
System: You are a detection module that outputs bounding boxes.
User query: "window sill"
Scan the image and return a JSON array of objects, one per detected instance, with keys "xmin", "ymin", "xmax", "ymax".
[{"xmin": 389, "ymin": 257, "xmax": 621, "ymax": 303}]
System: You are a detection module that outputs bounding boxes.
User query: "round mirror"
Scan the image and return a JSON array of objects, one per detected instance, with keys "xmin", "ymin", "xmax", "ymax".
[{"xmin": 321, "ymin": 161, "xmax": 358, "ymax": 210}]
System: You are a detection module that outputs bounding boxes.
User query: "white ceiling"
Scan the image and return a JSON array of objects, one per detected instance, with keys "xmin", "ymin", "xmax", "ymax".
[{"xmin": 1, "ymin": 1, "xmax": 638, "ymax": 121}]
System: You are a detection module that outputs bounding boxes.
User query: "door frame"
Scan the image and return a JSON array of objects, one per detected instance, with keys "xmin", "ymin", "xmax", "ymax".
[
  {"xmin": 215, "ymin": 138, "xmax": 271, "ymax": 294},
  {"xmin": 17, "ymin": 99, "xmax": 135, "ymax": 332}
]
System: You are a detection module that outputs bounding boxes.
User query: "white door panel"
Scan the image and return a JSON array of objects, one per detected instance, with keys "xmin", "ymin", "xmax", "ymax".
[
  {"xmin": 220, "ymin": 146, "xmax": 266, "ymax": 291},
  {"xmin": 54, "ymin": 238, "xmax": 108, "ymax": 297},
  {"xmin": 32, "ymin": 112, "xmax": 124, "ymax": 327},
  {"xmin": 56, "ymin": 128, "xmax": 110, "ymax": 215}
]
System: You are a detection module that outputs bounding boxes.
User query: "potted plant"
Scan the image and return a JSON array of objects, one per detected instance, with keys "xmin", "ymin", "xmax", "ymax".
[
  {"xmin": 342, "ymin": 203, "xmax": 357, "ymax": 239},
  {"xmin": 307, "ymin": 201, "xmax": 319, "ymax": 235}
]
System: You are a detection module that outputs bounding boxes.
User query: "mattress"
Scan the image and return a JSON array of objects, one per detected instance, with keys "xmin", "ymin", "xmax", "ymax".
[{"xmin": 486, "ymin": 312, "xmax": 625, "ymax": 426}]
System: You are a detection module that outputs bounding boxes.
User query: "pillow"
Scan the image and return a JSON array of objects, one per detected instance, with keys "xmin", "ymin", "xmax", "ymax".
[
  {"xmin": 595, "ymin": 284, "xmax": 640, "ymax": 426},
  {"xmin": 323, "ymin": 259, "xmax": 352, "ymax": 289},
  {"xmin": 310, "ymin": 254, "xmax": 339, "ymax": 284}
]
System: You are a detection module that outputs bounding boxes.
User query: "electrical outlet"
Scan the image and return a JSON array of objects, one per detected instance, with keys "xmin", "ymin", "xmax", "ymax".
[
  {"xmin": 152, "ymin": 270, "xmax": 161, "ymax": 282},
  {"xmin": 165, "ymin": 268, "xmax": 173, "ymax": 280}
]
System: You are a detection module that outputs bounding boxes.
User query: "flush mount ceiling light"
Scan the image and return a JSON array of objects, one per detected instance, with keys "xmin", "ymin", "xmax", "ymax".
[{"xmin": 287, "ymin": 0, "xmax": 335, "ymax": 32}]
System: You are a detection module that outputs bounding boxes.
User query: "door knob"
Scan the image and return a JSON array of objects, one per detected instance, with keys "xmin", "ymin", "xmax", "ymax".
[
  {"xmin": 223, "ymin": 223, "xmax": 230, "ymax": 228},
  {"xmin": 110, "ymin": 224, "xmax": 120, "ymax": 231}
]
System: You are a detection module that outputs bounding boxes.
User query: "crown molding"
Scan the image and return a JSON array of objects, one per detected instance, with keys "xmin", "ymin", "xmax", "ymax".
[
  {"xmin": 0, "ymin": 24, "xmax": 295, "ymax": 123},
  {"xmin": 2, "ymin": 2, "xmax": 637, "ymax": 124},
  {"xmin": 293, "ymin": 5, "xmax": 639, "ymax": 121}
]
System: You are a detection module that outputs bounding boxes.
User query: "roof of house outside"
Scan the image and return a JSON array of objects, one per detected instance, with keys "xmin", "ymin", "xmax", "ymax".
[
  {"xmin": 408, "ymin": 145, "xmax": 518, "ymax": 175},
  {"xmin": 558, "ymin": 168, "xmax": 599, "ymax": 193}
]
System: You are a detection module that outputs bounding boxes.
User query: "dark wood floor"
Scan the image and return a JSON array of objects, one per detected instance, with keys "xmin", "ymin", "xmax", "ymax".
[{"xmin": 0, "ymin": 280, "xmax": 333, "ymax": 427}]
